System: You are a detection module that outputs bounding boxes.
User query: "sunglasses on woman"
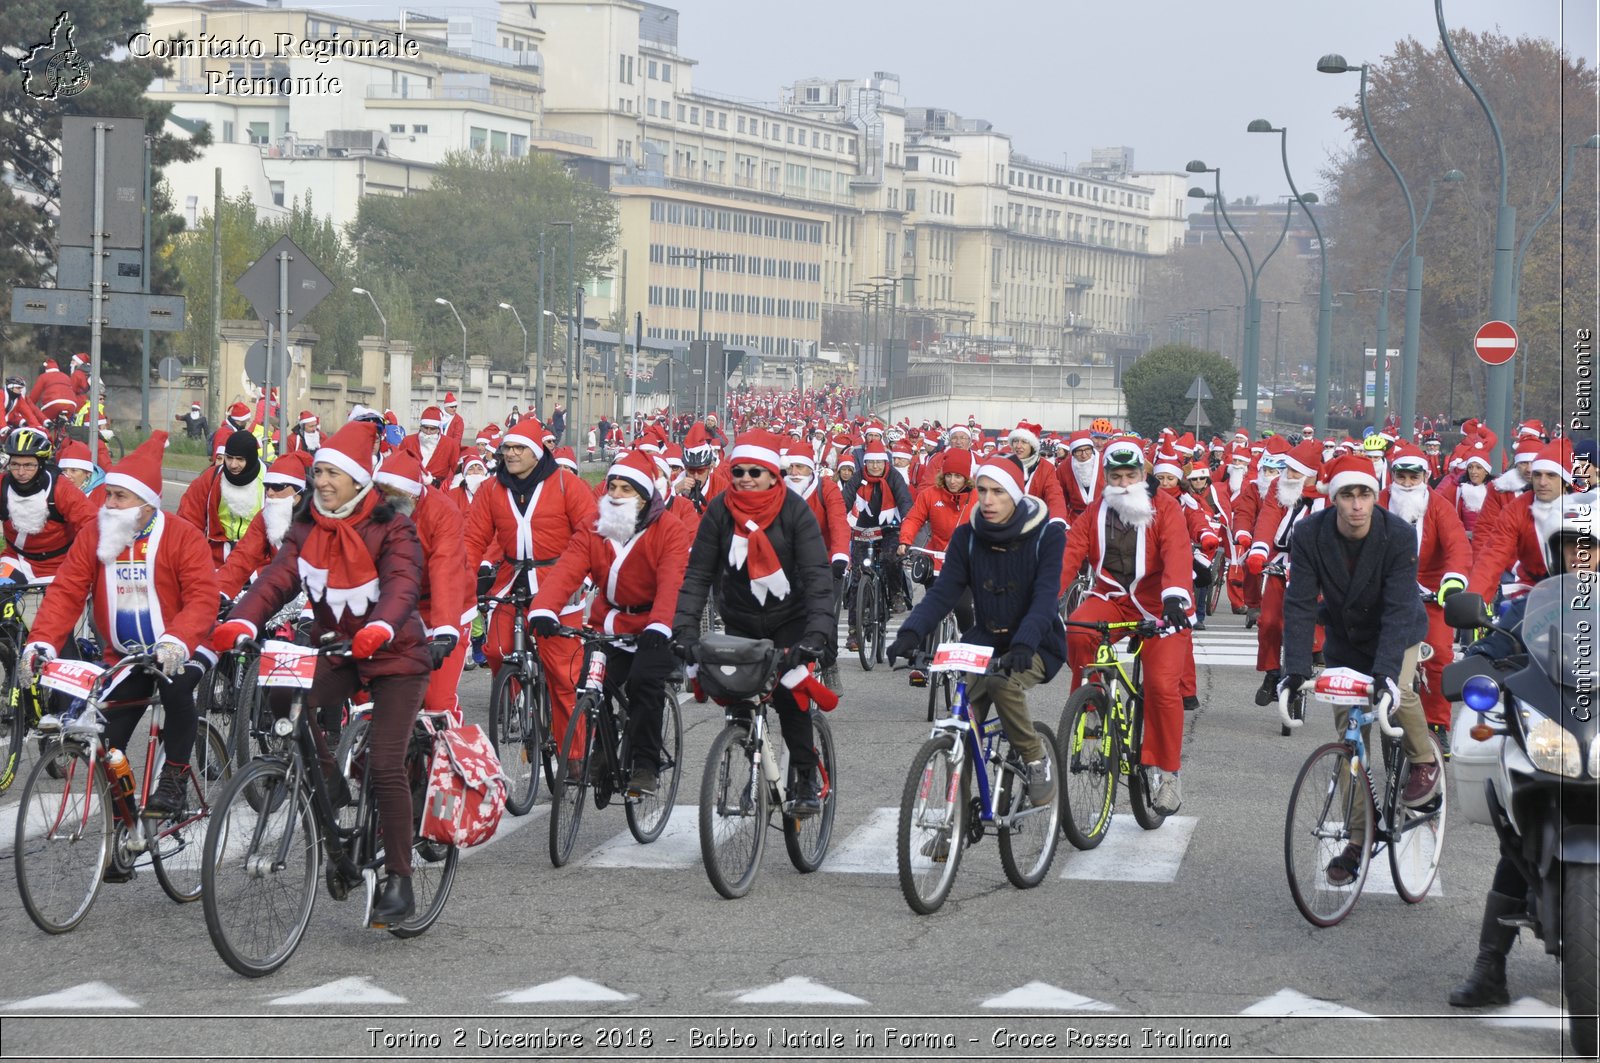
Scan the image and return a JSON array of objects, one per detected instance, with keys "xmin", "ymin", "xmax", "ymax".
[{"xmin": 730, "ymin": 466, "xmax": 767, "ymax": 479}]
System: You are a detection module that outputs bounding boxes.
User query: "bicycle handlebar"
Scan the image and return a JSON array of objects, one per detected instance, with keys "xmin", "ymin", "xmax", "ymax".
[
  {"xmin": 905, "ymin": 545, "xmax": 945, "ymax": 559},
  {"xmin": 1279, "ymin": 679, "xmax": 1403, "ymax": 739},
  {"xmin": 552, "ymin": 624, "xmax": 635, "ymax": 645},
  {"xmin": 1276, "ymin": 686, "xmax": 1303, "ymax": 730}
]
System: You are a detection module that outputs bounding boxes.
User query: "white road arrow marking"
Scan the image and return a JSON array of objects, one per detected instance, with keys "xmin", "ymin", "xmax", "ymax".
[
  {"xmin": 1480, "ymin": 996, "xmax": 1565, "ymax": 1030},
  {"xmin": 268, "ymin": 977, "xmax": 406, "ymax": 1006},
  {"xmin": 497, "ymin": 977, "xmax": 636, "ymax": 1003},
  {"xmin": 3, "ymin": 982, "xmax": 138, "ymax": 1010},
  {"xmin": 980, "ymin": 982, "xmax": 1116, "ymax": 1011},
  {"xmin": 1239, "ymin": 988, "xmax": 1377, "ymax": 1019},
  {"xmin": 734, "ymin": 977, "xmax": 867, "ymax": 1005}
]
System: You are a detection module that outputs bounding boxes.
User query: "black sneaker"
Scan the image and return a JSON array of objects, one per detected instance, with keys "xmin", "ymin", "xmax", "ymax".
[
  {"xmin": 787, "ymin": 769, "xmax": 822, "ymax": 818},
  {"xmin": 1245, "ymin": 607, "xmax": 1260, "ymax": 629},
  {"xmin": 1326, "ymin": 843, "xmax": 1364, "ymax": 886},
  {"xmin": 1183, "ymin": 695, "xmax": 1200, "ymax": 712},
  {"xmin": 1255, "ymin": 670, "xmax": 1281, "ymax": 707},
  {"xmin": 143, "ymin": 763, "xmax": 187, "ymax": 818}
]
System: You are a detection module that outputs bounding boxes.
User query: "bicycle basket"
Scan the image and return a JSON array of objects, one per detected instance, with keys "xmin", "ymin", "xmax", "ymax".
[{"xmin": 693, "ymin": 634, "xmax": 777, "ymax": 702}]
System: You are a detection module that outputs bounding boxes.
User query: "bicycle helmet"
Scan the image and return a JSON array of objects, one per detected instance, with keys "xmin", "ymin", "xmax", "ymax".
[
  {"xmin": 1089, "ymin": 417, "xmax": 1115, "ymax": 438},
  {"xmin": 1361, "ymin": 432, "xmax": 1389, "ymax": 457},
  {"xmin": 4, "ymin": 377, "xmax": 23, "ymax": 393},
  {"xmin": 5, "ymin": 426, "xmax": 52, "ymax": 461},
  {"xmin": 1544, "ymin": 491, "xmax": 1597, "ymax": 575},
  {"xmin": 1102, "ymin": 438, "xmax": 1145, "ymax": 471}
]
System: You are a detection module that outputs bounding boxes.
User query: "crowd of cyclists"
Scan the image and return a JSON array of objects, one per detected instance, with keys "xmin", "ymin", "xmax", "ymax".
[{"xmin": 0, "ymin": 352, "xmax": 1593, "ymax": 1012}]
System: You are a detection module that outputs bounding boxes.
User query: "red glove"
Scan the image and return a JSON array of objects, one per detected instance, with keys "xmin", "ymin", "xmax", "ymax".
[
  {"xmin": 212, "ymin": 620, "xmax": 255, "ymax": 652},
  {"xmin": 1235, "ymin": 530, "xmax": 1252, "ymax": 547},
  {"xmin": 1245, "ymin": 551, "xmax": 1268, "ymax": 576},
  {"xmin": 351, "ymin": 623, "xmax": 391, "ymax": 660},
  {"xmin": 1199, "ymin": 529, "xmax": 1220, "ymax": 553}
]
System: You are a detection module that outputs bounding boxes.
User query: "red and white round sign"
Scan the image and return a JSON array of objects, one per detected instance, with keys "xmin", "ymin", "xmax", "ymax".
[{"xmin": 1473, "ymin": 320, "xmax": 1518, "ymax": 366}]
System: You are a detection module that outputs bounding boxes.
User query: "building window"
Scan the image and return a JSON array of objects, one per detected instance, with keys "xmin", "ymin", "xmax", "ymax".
[
  {"xmin": 660, "ymin": 62, "xmax": 671, "ymax": 80},
  {"xmin": 647, "ymin": 99, "xmax": 656, "ymax": 116},
  {"xmin": 222, "ymin": 120, "xmax": 234, "ymax": 142},
  {"xmin": 412, "ymin": 124, "xmax": 428, "ymax": 133},
  {"xmin": 270, "ymin": 180, "xmax": 285, "ymax": 207},
  {"xmin": 737, "ymin": 115, "xmax": 746, "ymax": 133},
  {"xmin": 647, "ymin": 59, "xmax": 658, "ymax": 78},
  {"xmin": 678, "ymin": 104, "xmax": 686, "ymax": 121},
  {"xmin": 718, "ymin": 113, "xmax": 727, "ymax": 130},
  {"xmin": 390, "ymin": 123, "xmax": 405, "ymax": 133},
  {"xmin": 247, "ymin": 121, "xmax": 269, "ymax": 145},
  {"xmin": 470, "ymin": 126, "xmax": 488, "ymax": 152},
  {"xmin": 510, "ymin": 134, "xmax": 526, "ymax": 157}
]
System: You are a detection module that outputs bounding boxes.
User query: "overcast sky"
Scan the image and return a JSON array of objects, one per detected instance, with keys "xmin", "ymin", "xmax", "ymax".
[{"xmin": 284, "ymin": 0, "xmax": 1597, "ymax": 201}]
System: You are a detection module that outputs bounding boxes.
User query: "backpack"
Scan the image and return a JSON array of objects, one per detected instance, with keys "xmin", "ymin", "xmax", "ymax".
[{"xmin": 419, "ymin": 718, "xmax": 507, "ymax": 847}]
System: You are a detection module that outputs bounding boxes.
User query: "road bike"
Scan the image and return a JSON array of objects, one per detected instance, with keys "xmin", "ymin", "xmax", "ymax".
[
  {"xmin": 200, "ymin": 638, "xmax": 458, "ymax": 976},
  {"xmin": 693, "ymin": 634, "xmax": 837, "ymax": 900},
  {"xmin": 1058, "ymin": 567, "xmax": 1091, "ymax": 624},
  {"xmin": 14, "ymin": 654, "xmax": 231, "ymax": 933},
  {"xmin": 1205, "ymin": 544, "xmax": 1227, "ymax": 616},
  {"xmin": 1056, "ymin": 618, "xmax": 1174, "ymax": 850},
  {"xmin": 0, "ymin": 579, "xmax": 48, "ymax": 791},
  {"xmin": 849, "ymin": 528, "xmax": 891, "ymax": 670},
  {"xmin": 548, "ymin": 627, "xmax": 683, "ymax": 867},
  {"xmin": 1279, "ymin": 669, "xmax": 1447, "ymax": 927},
  {"xmin": 478, "ymin": 559, "xmax": 555, "ymax": 814},
  {"xmin": 896, "ymin": 642, "xmax": 1062, "ymax": 914}
]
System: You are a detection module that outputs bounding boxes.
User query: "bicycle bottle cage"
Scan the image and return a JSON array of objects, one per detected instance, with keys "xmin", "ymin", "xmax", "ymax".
[{"xmin": 694, "ymin": 633, "xmax": 777, "ymax": 701}]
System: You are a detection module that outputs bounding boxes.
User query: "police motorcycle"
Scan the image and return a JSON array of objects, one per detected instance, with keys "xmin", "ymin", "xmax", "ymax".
[{"xmin": 1444, "ymin": 539, "xmax": 1598, "ymax": 1054}]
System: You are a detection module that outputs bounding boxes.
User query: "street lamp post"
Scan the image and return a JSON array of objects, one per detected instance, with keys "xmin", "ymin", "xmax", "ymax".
[
  {"xmin": 667, "ymin": 250, "xmax": 734, "ymax": 420},
  {"xmin": 550, "ymin": 220, "xmax": 576, "ymax": 432},
  {"xmin": 351, "ymin": 287, "xmax": 387, "ymax": 348},
  {"xmin": 498, "ymin": 302, "xmax": 529, "ymax": 395},
  {"xmin": 1248, "ymin": 121, "xmax": 1333, "ymax": 434},
  {"xmin": 433, "ymin": 298, "xmax": 465, "ymax": 383}
]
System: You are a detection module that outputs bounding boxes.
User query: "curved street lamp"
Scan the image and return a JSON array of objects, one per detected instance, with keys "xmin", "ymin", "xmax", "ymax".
[
  {"xmin": 351, "ymin": 286, "xmax": 387, "ymax": 347},
  {"xmin": 434, "ymin": 297, "xmax": 466, "ymax": 378},
  {"xmin": 498, "ymin": 301, "xmax": 530, "ymax": 389}
]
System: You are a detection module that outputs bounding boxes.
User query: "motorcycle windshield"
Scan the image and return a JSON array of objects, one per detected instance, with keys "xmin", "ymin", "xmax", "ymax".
[{"xmin": 1522, "ymin": 572, "xmax": 1600, "ymax": 693}]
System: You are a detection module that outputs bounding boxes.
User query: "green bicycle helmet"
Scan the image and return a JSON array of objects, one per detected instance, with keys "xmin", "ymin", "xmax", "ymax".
[
  {"xmin": 1102, "ymin": 438, "xmax": 1145, "ymax": 470},
  {"xmin": 5, "ymin": 426, "xmax": 52, "ymax": 461},
  {"xmin": 1361, "ymin": 432, "xmax": 1389, "ymax": 457}
]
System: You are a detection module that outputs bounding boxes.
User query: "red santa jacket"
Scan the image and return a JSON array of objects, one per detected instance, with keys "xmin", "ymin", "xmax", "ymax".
[
  {"xmin": 1020, "ymin": 457, "xmax": 1067, "ymax": 524},
  {"xmin": 0, "ymin": 471, "xmax": 96, "ymax": 580},
  {"xmin": 1468, "ymin": 491, "xmax": 1558, "ymax": 599},
  {"xmin": 1061, "ymin": 490, "xmax": 1197, "ymax": 620},
  {"xmin": 1248, "ymin": 485, "xmax": 1326, "ymax": 566},
  {"xmin": 30, "ymin": 511, "xmax": 219, "ymax": 660},
  {"xmin": 4, "ymin": 393, "xmax": 45, "ymax": 430},
  {"xmin": 1438, "ymin": 474, "xmax": 1491, "ymax": 538},
  {"xmin": 1380, "ymin": 486, "xmax": 1472, "ymax": 594},
  {"xmin": 397, "ymin": 432, "xmax": 461, "ymax": 489},
  {"xmin": 28, "ymin": 370, "xmax": 77, "ymax": 418},
  {"xmin": 464, "ymin": 463, "xmax": 598, "ymax": 601},
  {"xmin": 1188, "ymin": 480, "xmax": 1233, "ymax": 543},
  {"xmin": 1231, "ymin": 477, "xmax": 1268, "ymax": 549},
  {"xmin": 1171, "ymin": 489, "xmax": 1222, "ymax": 554},
  {"xmin": 440, "ymin": 410, "xmax": 466, "ymax": 446},
  {"xmin": 792, "ymin": 474, "xmax": 850, "ymax": 564},
  {"xmin": 1056, "ymin": 457, "xmax": 1103, "ymax": 522},
  {"xmin": 215, "ymin": 510, "xmax": 278, "ymax": 599},
  {"xmin": 899, "ymin": 484, "xmax": 975, "ymax": 574},
  {"xmin": 1476, "ymin": 478, "xmax": 1526, "ymax": 542},
  {"xmin": 528, "ymin": 506, "xmax": 690, "ymax": 637},
  {"xmin": 410, "ymin": 486, "xmax": 473, "ymax": 637}
]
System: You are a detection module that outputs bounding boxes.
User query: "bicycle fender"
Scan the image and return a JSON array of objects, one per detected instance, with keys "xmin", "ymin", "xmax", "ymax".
[{"xmin": 1558, "ymin": 826, "xmax": 1600, "ymax": 864}]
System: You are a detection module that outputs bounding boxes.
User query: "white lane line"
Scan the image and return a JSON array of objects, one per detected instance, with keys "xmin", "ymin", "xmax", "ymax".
[{"xmin": 1058, "ymin": 815, "xmax": 1197, "ymax": 882}]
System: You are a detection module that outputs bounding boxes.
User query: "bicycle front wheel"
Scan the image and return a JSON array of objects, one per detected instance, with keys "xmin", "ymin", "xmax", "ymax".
[
  {"xmin": 152, "ymin": 718, "xmax": 233, "ymax": 903},
  {"xmin": 1284, "ymin": 742, "xmax": 1374, "ymax": 928},
  {"xmin": 856, "ymin": 576, "xmax": 878, "ymax": 670},
  {"xmin": 625, "ymin": 688, "xmax": 682, "ymax": 844},
  {"xmin": 201, "ymin": 758, "xmax": 319, "ymax": 977},
  {"xmin": 896, "ymin": 733, "xmax": 968, "ymax": 915},
  {"xmin": 488, "ymin": 667, "xmax": 541, "ymax": 815},
  {"xmin": 1389, "ymin": 733, "xmax": 1447, "ymax": 903},
  {"xmin": 548, "ymin": 698, "xmax": 594, "ymax": 868},
  {"xmin": 698, "ymin": 721, "xmax": 767, "ymax": 899},
  {"xmin": 0, "ymin": 661, "xmax": 30, "ymax": 793},
  {"xmin": 1057, "ymin": 685, "xmax": 1120, "ymax": 850},
  {"xmin": 14, "ymin": 742, "xmax": 111, "ymax": 934},
  {"xmin": 997, "ymin": 723, "xmax": 1063, "ymax": 889},
  {"xmin": 783, "ymin": 714, "xmax": 836, "ymax": 873}
]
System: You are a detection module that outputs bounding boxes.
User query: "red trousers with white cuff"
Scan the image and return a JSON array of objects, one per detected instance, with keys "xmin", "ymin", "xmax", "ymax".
[
  {"xmin": 1065, "ymin": 595, "xmax": 1192, "ymax": 774},
  {"xmin": 423, "ymin": 624, "xmax": 469, "ymax": 724}
]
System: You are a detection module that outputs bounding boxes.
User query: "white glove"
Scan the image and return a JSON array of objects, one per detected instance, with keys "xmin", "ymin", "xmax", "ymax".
[
  {"xmin": 19, "ymin": 642, "xmax": 55, "ymax": 686},
  {"xmin": 154, "ymin": 640, "xmax": 188, "ymax": 678}
]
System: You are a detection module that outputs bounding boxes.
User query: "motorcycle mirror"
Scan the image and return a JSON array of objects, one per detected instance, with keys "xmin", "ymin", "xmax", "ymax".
[{"xmin": 1444, "ymin": 591, "xmax": 1489, "ymax": 630}]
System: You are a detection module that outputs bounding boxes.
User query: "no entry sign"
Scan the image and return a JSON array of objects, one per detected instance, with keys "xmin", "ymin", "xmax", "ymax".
[{"xmin": 1473, "ymin": 320, "xmax": 1518, "ymax": 366}]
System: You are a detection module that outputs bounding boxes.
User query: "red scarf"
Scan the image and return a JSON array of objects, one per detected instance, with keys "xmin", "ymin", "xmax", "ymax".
[
  {"xmin": 298, "ymin": 487, "xmax": 381, "ymax": 620},
  {"xmin": 722, "ymin": 483, "xmax": 790, "ymax": 603}
]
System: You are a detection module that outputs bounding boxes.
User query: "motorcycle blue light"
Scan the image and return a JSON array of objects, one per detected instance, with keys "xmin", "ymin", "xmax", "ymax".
[{"xmin": 1462, "ymin": 674, "xmax": 1501, "ymax": 712}]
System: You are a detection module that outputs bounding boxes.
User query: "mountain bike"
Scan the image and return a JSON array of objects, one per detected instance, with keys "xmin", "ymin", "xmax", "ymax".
[
  {"xmin": 693, "ymin": 635, "xmax": 837, "ymax": 900},
  {"xmin": 200, "ymin": 638, "xmax": 458, "ymax": 976},
  {"xmin": 478, "ymin": 559, "xmax": 555, "ymax": 814},
  {"xmin": 14, "ymin": 654, "xmax": 231, "ymax": 933},
  {"xmin": 548, "ymin": 627, "xmax": 683, "ymax": 867},
  {"xmin": 903, "ymin": 546, "xmax": 958, "ymax": 721},
  {"xmin": 1281, "ymin": 669, "xmax": 1447, "ymax": 927},
  {"xmin": 896, "ymin": 642, "xmax": 1062, "ymax": 914},
  {"xmin": 849, "ymin": 529, "xmax": 891, "ymax": 670},
  {"xmin": 0, "ymin": 579, "xmax": 48, "ymax": 792},
  {"xmin": 1056, "ymin": 618, "xmax": 1175, "ymax": 850}
]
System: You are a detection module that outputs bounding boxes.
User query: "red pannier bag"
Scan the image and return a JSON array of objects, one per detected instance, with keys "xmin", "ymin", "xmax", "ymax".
[{"xmin": 419, "ymin": 718, "xmax": 507, "ymax": 847}]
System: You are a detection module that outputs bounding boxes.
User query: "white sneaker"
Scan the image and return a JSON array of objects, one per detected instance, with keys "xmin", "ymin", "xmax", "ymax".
[
  {"xmin": 1152, "ymin": 771, "xmax": 1182, "ymax": 815},
  {"xmin": 35, "ymin": 714, "xmax": 62, "ymax": 734}
]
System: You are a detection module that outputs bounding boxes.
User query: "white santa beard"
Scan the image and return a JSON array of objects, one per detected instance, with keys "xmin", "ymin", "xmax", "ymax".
[
  {"xmin": 302, "ymin": 430, "xmax": 321, "ymax": 449},
  {"xmin": 1072, "ymin": 457, "xmax": 1097, "ymax": 490},
  {"xmin": 595, "ymin": 495, "xmax": 640, "ymax": 543},
  {"xmin": 1493, "ymin": 467, "xmax": 1526, "ymax": 493},
  {"xmin": 1103, "ymin": 484, "xmax": 1154, "ymax": 528},
  {"xmin": 464, "ymin": 473, "xmax": 487, "ymax": 496},
  {"xmin": 1227, "ymin": 466, "xmax": 1245, "ymax": 492},
  {"xmin": 1256, "ymin": 472, "xmax": 1276, "ymax": 494},
  {"xmin": 419, "ymin": 435, "xmax": 439, "ymax": 460},
  {"xmin": 1457, "ymin": 481, "xmax": 1487, "ymax": 512},
  {"xmin": 1276, "ymin": 476, "xmax": 1305, "ymax": 507},
  {"xmin": 261, "ymin": 496, "xmax": 295, "ymax": 547},
  {"xmin": 96, "ymin": 506, "xmax": 143, "ymax": 564},
  {"xmin": 1532, "ymin": 497, "xmax": 1563, "ymax": 546},
  {"xmin": 6, "ymin": 485, "xmax": 49, "ymax": 537},
  {"xmin": 1387, "ymin": 483, "xmax": 1429, "ymax": 525},
  {"xmin": 219, "ymin": 475, "xmax": 262, "ymax": 521}
]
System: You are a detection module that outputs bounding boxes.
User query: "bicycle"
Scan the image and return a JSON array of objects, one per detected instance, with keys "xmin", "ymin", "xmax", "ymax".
[
  {"xmin": 200, "ymin": 638, "xmax": 459, "ymax": 976},
  {"xmin": 13, "ymin": 653, "xmax": 231, "ymax": 933},
  {"xmin": 547, "ymin": 627, "xmax": 683, "ymax": 866},
  {"xmin": 1058, "ymin": 568, "xmax": 1091, "ymax": 624},
  {"xmin": 1279, "ymin": 669, "xmax": 1447, "ymax": 927},
  {"xmin": 1205, "ymin": 544, "xmax": 1227, "ymax": 617},
  {"xmin": 212, "ymin": 593, "xmax": 311, "ymax": 771},
  {"xmin": 903, "ymin": 546, "xmax": 958, "ymax": 722},
  {"xmin": 1056, "ymin": 618, "xmax": 1174, "ymax": 850},
  {"xmin": 849, "ymin": 528, "xmax": 891, "ymax": 670},
  {"xmin": 0, "ymin": 579, "xmax": 48, "ymax": 791},
  {"xmin": 896, "ymin": 642, "xmax": 1062, "ymax": 914},
  {"xmin": 692, "ymin": 634, "xmax": 837, "ymax": 900},
  {"xmin": 478, "ymin": 559, "xmax": 555, "ymax": 815}
]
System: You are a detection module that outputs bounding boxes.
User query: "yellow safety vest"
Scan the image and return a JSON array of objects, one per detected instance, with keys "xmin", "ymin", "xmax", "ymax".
[{"xmin": 219, "ymin": 479, "xmax": 263, "ymax": 541}]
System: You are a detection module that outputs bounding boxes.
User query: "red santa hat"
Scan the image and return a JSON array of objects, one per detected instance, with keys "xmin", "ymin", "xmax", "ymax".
[
  {"xmin": 1513, "ymin": 436, "xmax": 1544, "ymax": 464},
  {"xmin": 104, "ymin": 430, "xmax": 168, "ymax": 508},
  {"xmin": 606, "ymin": 450, "xmax": 660, "ymax": 498},
  {"xmin": 1387, "ymin": 442, "xmax": 1429, "ymax": 473},
  {"xmin": 946, "ymin": 423, "xmax": 972, "ymax": 440},
  {"xmin": 298, "ymin": 410, "xmax": 319, "ymax": 428},
  {"xmin": 975, "ymin": 457, "xmax": 1026, "ymax": 504},
  {"xmin": 1517, "ymin": 419, "xmax": 1546, "ymax": 441},
  {"xmin": 781, "ymin": 447, "xmax": 816, "ymax": 471},
  {"xmin": 1464, "ymin": 443, "xmax": 1495, "ymax": 473},
  {"xmin": 312, "ymin": 419, "xmax": 381, "ymax": 485},
  {"xmin": 1325, "ymin": 454, "xmax": 1382, "ymax": 497},
  {"xmin": 863, "ymin": 419, "xmax": 886, "ymax": 437},
  {"xmin": 921, "ymin": 432, "xmax": 941, "ymax": 450},
  {"xmin": 374, "ymin": 449, "xmax": 427, "ymax": 496},
  {"xmin": 228, "ymin": 401, "xmax": 251, "ymax": 420},
  {"xmin": 1531, "ymin": 438, "xmax": 1574, "ymax": 484},
  {"xmin": 57, "ymin": 440, "xmax": 95, "ymax": 474},
  {"xmin": 459, "ymin": 449, "xmax": 488, "ymax": 473},
  {"xmin": 836, "ymin": 451, "xmax": 858, "ymax": 471},
  {"xmin": 41, "ymin": 359, "xmax": 58, "ymax": 372},
  {"xmin": 891, "ymin": 439, "xmax": 914, "ymax": 458},
  {"xmin": 264, "ymin": 454, "xmax": 307, "ymax": 490},
  {"xmin": 554, "ymin": 446, "xmax": 578, "ymax": 472},
  {"xmin": 683, "ymin": 422, "xmax": 717, "ymax": 458},
  {"xmin": 663, "ymin": 442, "xmax": 685, "ymax": 469},
  {"xmin": 1008, "ymin": 420, "xmax": 1043, "ymax": 451},
  {"xmin": 1066, "ymin": 431, "xmax": 1095, "ymax": 453},
  {"xmin": 443, "ymin": 392, "xmax": 459, "ymax": 408},
  {"xmin": 1282, "ymin": 440, "xmax": 1324, "ymax": 479},
  {"xmin": 941, "ymin": 448, "xmax": 974, "ymax": 481},
  {"xmin": 1152, "ymin": 448, "xmax": 1185, "ymax": 479},
  {"xmin": 502, "ymin": 417, "xmax": 546, "ymax": 455},
  {"xmin": 729, "ymin": 429, "xmax": 786, "ymax": 477},
  {"xmin": 71, "ymin": 352, "xmax": 88, "ymax": 367},
  {"xmin": 419, "ymin": 406, "xmax": 443, "ymax": 429},
  {"xmin": 476, "ymin": 423, "xmax": 501, "ymax": 447},
  {"xmin": 861, "ymin": 440, "xmax": 890, "ymax": 464}
]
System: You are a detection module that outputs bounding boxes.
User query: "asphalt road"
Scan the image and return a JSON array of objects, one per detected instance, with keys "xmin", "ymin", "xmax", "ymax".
[{"xmin": 0, "ymin": 606, "xmax": 1582, "ymax": 1062}]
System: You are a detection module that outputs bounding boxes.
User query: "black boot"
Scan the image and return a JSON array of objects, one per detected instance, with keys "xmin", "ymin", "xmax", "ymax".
[
  {"xmin": 370, "ymin": 873, "xmax": 415, "ymax": 927},
  {"xmin": 1255, "ymin": 670, "xmax": 1281, "ymax": 707},
  {"xmin": 1448, "ymin": 890, "xmax": 1521, "ymax": 1007}
]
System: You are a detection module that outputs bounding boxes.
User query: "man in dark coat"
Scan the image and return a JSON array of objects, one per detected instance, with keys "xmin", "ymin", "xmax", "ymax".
[{"xmin": 1280, "ymin": 454, "xmax": 1435, "ymax": 885}]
